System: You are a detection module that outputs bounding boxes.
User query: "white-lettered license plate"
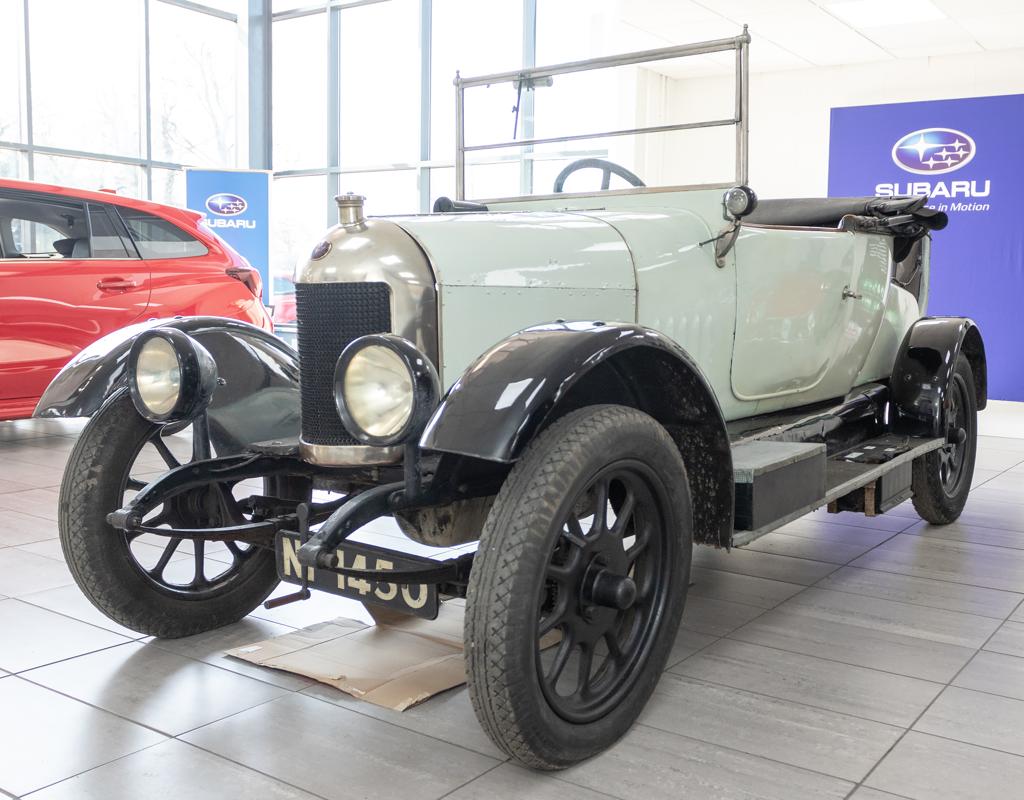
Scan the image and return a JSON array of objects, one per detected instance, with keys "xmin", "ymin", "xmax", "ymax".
[{"xmin": 275, "ymin": 532, "xmax": 439, "ymax": 619}]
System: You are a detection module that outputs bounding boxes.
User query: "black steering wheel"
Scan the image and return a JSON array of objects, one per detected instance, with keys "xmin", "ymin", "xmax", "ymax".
[{"xmin": 553, "ymin": 158, "xmax": 646, "ymax": 193}]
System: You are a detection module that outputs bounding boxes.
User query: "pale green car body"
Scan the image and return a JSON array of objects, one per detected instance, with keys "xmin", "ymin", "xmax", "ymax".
[{"xmin": 382, "ymin": 186, "xmax": 924, "ymax": 423}]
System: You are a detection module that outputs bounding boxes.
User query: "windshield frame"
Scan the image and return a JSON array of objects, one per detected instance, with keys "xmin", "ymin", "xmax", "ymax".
[{"xmin": 453, "ymin": 28, "xmax": 751, "ymax": 203}]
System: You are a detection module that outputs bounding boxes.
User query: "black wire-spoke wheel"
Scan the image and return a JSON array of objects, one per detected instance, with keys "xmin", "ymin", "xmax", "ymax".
[
  {"xmin": 912, "ymin": 354, "xmax": 978, "ymax": 525},
  {"xmin": 121, "ymin": 426, "xmax": 268, "ymax": 601},
  {"xmin": 59, "ymin": 392, "xmax": 310, "ymax": 638},
  {"xmin": 466, "ymin": 405, "xmax": 692, "ymax": 769}
]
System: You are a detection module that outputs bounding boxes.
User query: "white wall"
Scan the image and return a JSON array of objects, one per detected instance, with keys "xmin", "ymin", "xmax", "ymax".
[{"xmin": 666, "ymin": 47, "xmax": 1024, "ymax": 198}]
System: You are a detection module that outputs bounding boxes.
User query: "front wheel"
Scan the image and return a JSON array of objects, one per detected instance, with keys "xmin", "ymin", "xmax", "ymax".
[
  {"xmin": 59, "ymin": 392, "xmax": 309, "ymax": 638},
  {"xmin": 911, "ymin": 353, "xmax": 978, "ymax": 524},
  {"xmin": 465, "ymin": 405, "xmax": 693, "ymax": 769}
]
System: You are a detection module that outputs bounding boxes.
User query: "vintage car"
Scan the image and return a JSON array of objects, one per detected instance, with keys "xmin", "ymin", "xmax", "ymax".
[{"xmin": 37, "ymin": 32, "xmax": 984, "ymax": 770}]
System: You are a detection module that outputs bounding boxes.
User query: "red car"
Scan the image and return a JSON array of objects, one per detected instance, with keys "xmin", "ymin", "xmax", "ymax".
[{"xmin": 0, "ymin": 178, "xmax": 272, "ymax": 421}]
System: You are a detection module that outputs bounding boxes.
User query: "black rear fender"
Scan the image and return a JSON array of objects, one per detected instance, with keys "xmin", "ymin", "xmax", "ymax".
[{"xmin": 891, "ymin": 317, "xmax": 986, "ymax": 438}]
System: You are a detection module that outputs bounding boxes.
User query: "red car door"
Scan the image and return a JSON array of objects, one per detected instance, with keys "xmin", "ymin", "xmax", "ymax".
[{"xmin": 0, "ymin": 189, "xmax": 150, "ymax": 413}]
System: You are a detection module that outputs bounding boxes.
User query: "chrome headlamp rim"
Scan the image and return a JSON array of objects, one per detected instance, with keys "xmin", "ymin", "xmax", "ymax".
[
  {"xmin": 723, "ymin": 184, "xmax": 758, "ymax": 220},
  {"xmin": 334, "ymin": 334, "xmax": 441, "ymax": 448},
  {"xmin": 127, "ymin": 328, "xmax": 218, "ymax": 424}
]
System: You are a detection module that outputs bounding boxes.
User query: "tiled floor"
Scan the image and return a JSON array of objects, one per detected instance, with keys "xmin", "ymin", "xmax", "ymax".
[{"xmin": 1, "ymin": 416, "xmax": 1024, "ymax": 799}]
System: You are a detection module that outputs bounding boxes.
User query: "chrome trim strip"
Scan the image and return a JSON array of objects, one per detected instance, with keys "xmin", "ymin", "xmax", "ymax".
[{"xmin": 299, "ymin": 439, "xmax": 402, "ymax": 466}]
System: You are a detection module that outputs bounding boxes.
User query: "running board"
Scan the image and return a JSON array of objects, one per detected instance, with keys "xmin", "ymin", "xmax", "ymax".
[{"xmin": 731, "ymin": 434, "xmax": 943, "ymax": 547}]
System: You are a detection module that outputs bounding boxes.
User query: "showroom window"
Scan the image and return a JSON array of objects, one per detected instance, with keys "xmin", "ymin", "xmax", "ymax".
[{"xmin": 2, "ymin": 0, "xmax": 242, "ymax": 207}]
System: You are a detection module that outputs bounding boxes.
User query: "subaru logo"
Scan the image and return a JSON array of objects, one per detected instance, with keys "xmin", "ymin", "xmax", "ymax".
[
  {"xmin": 892, "ymin": 128, "xmax": 975, "ymax": 175},
  {"xmin": 205, "ymin": 193, "xmax": 248, "ymax": 216}
]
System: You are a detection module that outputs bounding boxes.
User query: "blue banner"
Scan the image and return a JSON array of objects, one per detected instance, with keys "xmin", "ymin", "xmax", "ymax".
[
  {"xmin": 185, "ymin": 169, "xmax": 271, "ymax": 301},
  {"xmin": 829, "ymin": 94, "xmax": 1024, "ymax": 401}
]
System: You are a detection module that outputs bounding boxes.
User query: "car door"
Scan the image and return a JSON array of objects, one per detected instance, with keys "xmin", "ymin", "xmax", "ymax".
[
  {"xmin": 729, "ymin": 224, "xmax": 889, "ymax": 406},
  {"xmin": 0, "ymin": 189, "xmax": 150, "ymax": 405}
]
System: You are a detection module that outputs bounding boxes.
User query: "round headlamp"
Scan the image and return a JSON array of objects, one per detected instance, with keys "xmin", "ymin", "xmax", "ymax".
[
  {"xmin": 723, "ymin": 185, "xmax": 758, "ymax": 220},
  {"xmin": 334, "ymin": 334, "xmax": 440, "ymax": 447},
  {"xmin": 127, "ymin": 328, "xmax": 218, "ymax": 423}
]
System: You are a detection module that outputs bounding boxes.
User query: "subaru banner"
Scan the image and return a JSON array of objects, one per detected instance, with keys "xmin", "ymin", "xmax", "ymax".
[
  {"xmin": 829, "ymin": 94, "xmax": 1024, "ymax": 401},
  {"xmin": 185, "ymin": 169, "xmax": 271, "ymax": 302}
]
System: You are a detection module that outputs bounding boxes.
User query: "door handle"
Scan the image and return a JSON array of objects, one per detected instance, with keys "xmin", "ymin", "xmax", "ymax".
[
  {"xmin": 97, "ymin": 277, "xmax": 141, "ymax": 291},
  {"xmin": 842, "ymin": 285, "xmax": 863, "ymax": 300}
]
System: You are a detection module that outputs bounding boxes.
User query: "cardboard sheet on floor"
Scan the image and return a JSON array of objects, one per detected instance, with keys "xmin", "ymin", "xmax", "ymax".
[{"xmin": 226, "ymin": 602, "xmax": 467, "ymax": 711}]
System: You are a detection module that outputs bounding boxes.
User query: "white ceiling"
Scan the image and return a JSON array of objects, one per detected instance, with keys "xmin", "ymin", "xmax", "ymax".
[{"xmin": 610, "ymin": 0, "xmax": 1024, "ymax": 77}]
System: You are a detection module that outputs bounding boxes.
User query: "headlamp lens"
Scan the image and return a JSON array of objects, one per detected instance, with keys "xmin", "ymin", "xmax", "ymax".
[
  {"xmin": 134, "ymin": 336, "xmax": 181, "ymax": 417},
  {"xmin": 342, "ymin": 344, "xmax": 414, "ymax": 439}
]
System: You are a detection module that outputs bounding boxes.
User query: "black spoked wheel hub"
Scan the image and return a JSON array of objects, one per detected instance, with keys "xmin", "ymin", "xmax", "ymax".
[
  {"xmin": 535, "ymin": 460, "xmax": 673, "ymax": 724},
  {"xmin": 940, "ymin": 373, "xmax": 970, "ymax": 497},
  {"xmin": 117, "ymin": 424, "xmax": 267, "ymax": 601}
]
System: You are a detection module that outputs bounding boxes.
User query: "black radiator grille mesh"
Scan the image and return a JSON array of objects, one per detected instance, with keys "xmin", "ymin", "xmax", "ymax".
[{"xmin": 296, "ymin": 281, "xmax": 391, "ymax": 446}]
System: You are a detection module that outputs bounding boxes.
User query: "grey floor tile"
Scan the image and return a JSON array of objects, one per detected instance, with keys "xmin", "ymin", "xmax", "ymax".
[
  {"xmin": 954, "ymin": 650, "xmax": 1024, "ymax": 701},
  {"xmin": 978, "ymin": 435, "xmax": 1024, "ymax": 454},
  {"xmin": 149, "ymin": 617, "xmax": 317, "ymax": 690},
  {"xmin": 971, "ymin": 467, "xmax": 1003, "ymax": 488},
  {"xmin": 1012, "ymin": 603, "xmax": 1024, "ymax": 622},
  {"xmin": 446, "ymin": 763, "xmax": 609, "ymax": 800},
  {"xmin": 560, "ymin": 722, "xmax": 852, "ymax": 800},
  {"xmin": 25, "ymin": 739, "xmax": 321, "ymax": 800},
  {"xmin": 848, "ymin": 788, "xmax": 916, "ymax": 799},
  {"xmin": 181, "ymin": 693, "xmax": 497, "ymax": 800},
  {"xmin": 18, "ymin": 584, "xmax": 145, "ymax": 638},
  {"xmin": 984, "ymin": 620, "xmax": 1024, "ymax": 657},
  {"xmin": 915, "ymin": 686, "xmax": 1024, "ymax": 756},
  {"xmin": 689, "ymin": 566, "xmax": 804, "ymax": 609},
  {"xmin": 693, "ymin": 545, "xmax": 838, "ymax": 586},
  {"xmin": 804, "ymin": 507, "xmax": 915, "ymax": 532},
  {"xmin": 679, "ymin": 594, "xmax": 765, "ymax": 637},
  {"xmin": 0, "ymin": 599, "xmax": 130, "ymax": 672},
  {"xmin": 889, "ymin": 496, "xmax": 1024, "ymax": 534},
  {"xmin": 905, "ymin": 516, "xmax": 1024, "ymax": 550},
  {"xmin": 974, "ymin": 447, "xmax": 1024, "ymax": 471},
  {"xmin": 729, "ymin": 609, "xmax": 976, "ymax": 683},
  {"xmin": 0, "ymin": 677, "xmax": 165, "ymax": 796},
  {"xmin": 670, "ymin": 639, "xmax": 942, "ymax": 727},
  {"xmin": 850, "ymin": 533, "xmax": 1024, "ymax": 592},
  {"xmin": 744, "ymin": 531, "xmax": 879, "ymax": 564},
  {"xmin": 15, "ymin": 538, "xmax": 64, "ymax": 562},
  {"xmin": 665, "ymin": 626, "xmax": 718, "ymax": 668},
  {"xmin": 24, "ymin": 641, "xmax": 289, "ymax": 736},
  {"xmin": 0, "ymin": 488, "xmax": 61, "ymax": 522},
  {"xmin": 866, "ymin": 731, "xmax": 1024, "ymax": 799},
  {"xmin": 0, "ymin": 547, "xmax": 73, "ymax": 597},
  {"xmin": 817, "ymin": 565, "xmax": 1023, "ymax": 619},
  {"xmin": 640, "ymin": 674, "xmax": 902, "ymax": 782},
  {"xmin": 301, "ymin": 682, "xmax": 505, "ymax": 760},
  {"xmin": 775, "ymin": 517, "xmax": 898, "ymax": 546},
  {"xmin": 775, "ymin": 587, "xmax": 1000, "ymax": 649},
  {"xmin": 0, "ymin": 509, "xmax": 57, "ymax": 547}
]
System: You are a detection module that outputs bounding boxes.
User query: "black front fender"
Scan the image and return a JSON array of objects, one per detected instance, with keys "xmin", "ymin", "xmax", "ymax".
[
  {"xmin": 34, "ymin": 317, "xmax": 300, "ymax": 456},
  {"xmin": 421, "ymin": 321, "xmax": 734, "ymax": 546},
  {"xmin": 891, "ymin": 316, "xmax": 986, "ymax": 438}
]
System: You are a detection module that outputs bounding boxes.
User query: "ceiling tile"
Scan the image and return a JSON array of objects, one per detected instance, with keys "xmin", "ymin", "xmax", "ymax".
[
  {"xmin": 932, "ymin": 0, "xmax": 1024, "ymax": 18},
  {"xmin": 859, "ymin": 19, "xmax": 978, "ymax": 48},
  {"xmin": 958, "ymin": 13, "xmax": 1024, "ymax": 50}
]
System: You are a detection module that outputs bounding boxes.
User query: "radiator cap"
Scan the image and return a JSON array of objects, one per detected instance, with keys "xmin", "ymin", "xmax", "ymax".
[{"xmin": 336, "ymin": 193, "xmax": 366, "ymax": 228}]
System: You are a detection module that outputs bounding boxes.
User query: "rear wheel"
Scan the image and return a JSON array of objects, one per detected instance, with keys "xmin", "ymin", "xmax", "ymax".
[
  {"xmin": 911, "ymin": 354, "xmax": 977, "ymax": 524},
  {"xmin": 465, "ymin": 405, "xmax": 692, "ymax": 769},
  {"xmin": 59, "ymin": 392, "xmax": 309, "ymax": 638}
]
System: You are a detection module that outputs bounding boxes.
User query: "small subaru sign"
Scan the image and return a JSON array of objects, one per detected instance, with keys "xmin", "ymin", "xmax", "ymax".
[
  {"xmin": 187, "ymin": 169, "xmax": 270, "ymax": 301},
  {"xmin": 891, "ymin": 127, "xmax": 975, "ymax": 175},
  {"xmin": 205, "ymin": 192, "xmax": 248, "ymax": 216}
]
